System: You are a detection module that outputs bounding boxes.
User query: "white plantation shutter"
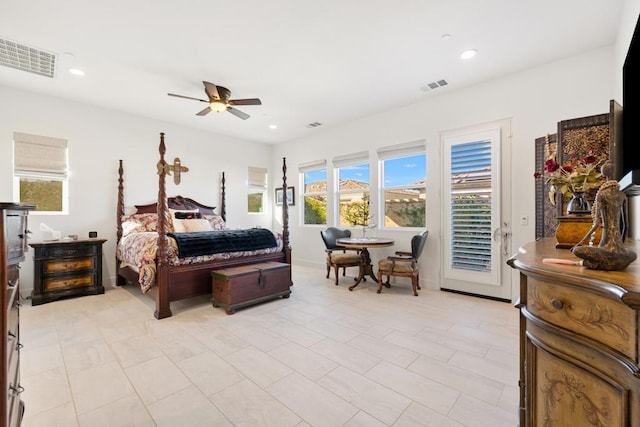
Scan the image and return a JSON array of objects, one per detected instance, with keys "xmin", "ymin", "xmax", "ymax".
[{"xmin": 14, "ymin": 132, "xmax": 68, "ymax": 178}]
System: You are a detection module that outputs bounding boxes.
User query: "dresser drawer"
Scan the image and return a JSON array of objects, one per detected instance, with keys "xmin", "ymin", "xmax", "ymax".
[
  {"xmin": 44, "ymin": 257, "xmax": 94, "ymax": 274},
  {"xmin": 527, "ymin": 277, "xmax": 637, "ymax": 360},
  {"xmin": 44, "ymin": 274, "xmax": 94, "ymax": 291},
  {"xmin": 36, "ymin": 243, "xmax": 100, "ymax": 259},
  {"xmin": 5, "ymin": 264, "xmax": 19, "ymax": 311}
]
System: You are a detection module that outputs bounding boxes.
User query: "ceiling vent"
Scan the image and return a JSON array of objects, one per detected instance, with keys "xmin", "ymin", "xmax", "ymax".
[
  {"xmin": 421, "ymin": 79, "xmax": 448, "ymax": 92},
  {"xmin": 306, "ymin": 121, "xmax": 323, "ymax": 128},
  {"xmin": 0, "ymin": 38, "xmax": 56, "ymax": 78}
]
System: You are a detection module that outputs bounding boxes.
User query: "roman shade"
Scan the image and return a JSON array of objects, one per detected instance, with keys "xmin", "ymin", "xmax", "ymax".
[{"xmin": 13, "ymin": 132, "xmax": 68, "ymax": 178}]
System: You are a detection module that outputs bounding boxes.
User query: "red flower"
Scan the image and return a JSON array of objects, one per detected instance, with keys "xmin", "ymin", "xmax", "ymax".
[
  {"xmin": 562, "ymin": 165, "xmax": 573, "ymax": 173},
  {"xmin": 582, "ymin": 155, "xmax": 597, "ymax": 164},
  {"xmin": 533, "ymin": 172, "xmax": 542, "ymax": 178},
  {"xmin": 544, "ymin": 159, "xmax": 560, "ymax": 173}
]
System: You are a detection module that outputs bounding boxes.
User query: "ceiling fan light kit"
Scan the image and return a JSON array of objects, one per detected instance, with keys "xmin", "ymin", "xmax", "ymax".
[{"xmin": 168, "ymin": 81, "xmax": 261, "ymax": 120}]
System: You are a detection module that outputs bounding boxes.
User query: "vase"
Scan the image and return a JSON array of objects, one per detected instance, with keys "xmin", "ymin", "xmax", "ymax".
[{"xmin": 566, "ymin": 192, "xmax": 590, "ymax": 215}]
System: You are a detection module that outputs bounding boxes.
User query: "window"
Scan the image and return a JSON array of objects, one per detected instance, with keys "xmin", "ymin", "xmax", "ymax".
[
  {"xmin": 299, "ymin": 160, "xmax": 327, "ymax": 225},
  {"xmin": 13, "ymin": 132, "xmax": 69, "ymax": 214},
  {"xmin": 333, "ymin": 152, "xmax": 370, "ymax": 228},
  {"xmin": 247, "ymin": 166, "xmax": 267, "ymax": 213},
  {"xmin": 378, "ymin": 142, "xmax": 426, "ymax": 228}
]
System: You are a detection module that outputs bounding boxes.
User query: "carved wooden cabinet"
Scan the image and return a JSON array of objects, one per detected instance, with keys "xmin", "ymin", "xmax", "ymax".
[
  {"xmin": 30, "ymin": 239, "xmax": 106, "ymax": 305},
  {"xmin": 509, "ymin": 238, "xmax": 640, "ymax": 426},
  {"xmin": 1, "ymin": 203, "xmax": 34, "ymax": 427}
]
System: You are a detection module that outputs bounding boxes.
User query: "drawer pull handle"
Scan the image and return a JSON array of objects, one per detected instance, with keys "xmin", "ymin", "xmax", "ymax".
[
  {"xmin": 16, "ymin": 342, "xmax": 23, "ymax": 350},
  {"xmin": 9, "ymin": 385, "xmax": 25, "ymax": 397},
  {"xmin": 8, "ymin": 279, "xmax": 18, "ymax": 289},
  {"xmin": 8, "ymin": 332, "xmax": 16, "ymax": 341},
  {"xmin": 258, "ymin": 270, "xmax": 265, "ymax": 289},
  {"xmin": 551, "ymin": 298, "xmax": 564, "ymax": 310}
]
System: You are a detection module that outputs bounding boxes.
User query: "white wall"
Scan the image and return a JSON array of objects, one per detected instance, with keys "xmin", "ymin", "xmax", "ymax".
[
  {"xmin": 273, "ymin": 46, "xmax": 616, "ymax": 297},
  {"xmin": 0, "ymin": 84, "xmax": 274, "ymax": 292}
]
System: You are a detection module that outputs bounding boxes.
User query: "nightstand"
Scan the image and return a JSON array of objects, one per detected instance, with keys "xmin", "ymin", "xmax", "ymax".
[{"xmin": 29, "ymin": 238, "xmax": 107, "ymax": 305}]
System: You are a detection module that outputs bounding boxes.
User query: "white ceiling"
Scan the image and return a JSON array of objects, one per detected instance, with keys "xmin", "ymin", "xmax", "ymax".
[{"xmin": 0, "ymin": 0, "xmax": 624, "ymax": 144}]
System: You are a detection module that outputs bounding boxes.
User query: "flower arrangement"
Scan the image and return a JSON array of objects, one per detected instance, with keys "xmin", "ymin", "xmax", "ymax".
[{"xmin": 534, "ymin": 149, "xmax": 603, "ymax": 205}]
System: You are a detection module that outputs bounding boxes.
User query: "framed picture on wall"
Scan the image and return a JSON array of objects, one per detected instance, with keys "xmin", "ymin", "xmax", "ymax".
[{"xmin": 275, "ymin": 187, "xmax": 295, "ymax": 206}]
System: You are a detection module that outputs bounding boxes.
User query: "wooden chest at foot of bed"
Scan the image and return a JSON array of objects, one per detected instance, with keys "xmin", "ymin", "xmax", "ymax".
[{"xmin": 211, "ymin": 262, "xmax": 292, "ymax": 314}]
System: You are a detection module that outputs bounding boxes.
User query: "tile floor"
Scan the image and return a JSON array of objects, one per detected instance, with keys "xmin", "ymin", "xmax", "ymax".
[{"xmin": 19, "ymin": 265, "xmax": 519, "ymax": 426}]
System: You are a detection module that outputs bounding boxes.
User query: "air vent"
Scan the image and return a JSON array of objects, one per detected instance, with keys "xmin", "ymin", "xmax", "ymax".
[
  {"xmin": 420, "ymin": 79, "xmax": 448, "ymax": 92},
  {"xmin": 306, "ymin": 122, "xmax": 323, "ymax": 128},
  {"xmin": 0, "ymin": 38, "xmax": 56, "ymax": 78}
]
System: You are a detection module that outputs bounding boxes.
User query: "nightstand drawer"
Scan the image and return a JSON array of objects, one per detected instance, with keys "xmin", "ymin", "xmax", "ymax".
[
  {"xmin": 44, "ymin": 257, "xmax": 94, "ymax": 274},
  {"xmin": 44, "ymin": 274, "xmax": 94, "ymax": 291},
  {"xmin": 37, "ymin": 244, "xmax": 99, "ymax": 259},
  {"xmin": 527, "ymin": 277, "xmax": 637, "ymax": 360}
]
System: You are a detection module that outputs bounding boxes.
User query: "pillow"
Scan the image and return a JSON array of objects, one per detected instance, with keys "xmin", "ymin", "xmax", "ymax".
[
  {"xmin": 202, "ymin": 214, "xmax": 227, "ymax": 231},
  {"xmin": 174, "ymin": 211, "xmax": 202, "ymax": 220},
  {"xmin": 173, "ymin": 218, "xmax": 213, "ymax": 233},
  {"xmin": 169, "ymin": 208, "xmax": 199, "ymax": 232},
  {"xmin": 121, "ymin": 213, "xmax": 158, "ymax": 236}
]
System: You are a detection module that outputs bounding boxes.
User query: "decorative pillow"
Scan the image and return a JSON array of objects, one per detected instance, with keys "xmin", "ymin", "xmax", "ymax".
[
  {"xmin": 173, "ymin": 218, "xmax": 213, "ymax": 233},
  {"xmin": 174, "ymin": 211, "xmax": 202, "ymax": 220},
  {"xmin": 202, "ymin": 214, "xmax": 227, "ymax": 231},
  {"xmin": 169, "ymin": 208, "xmax": 199, "ymax": 231},
  {"xmin": 121, "ymin": 213, "xmax": 158, "ymax": 236}
]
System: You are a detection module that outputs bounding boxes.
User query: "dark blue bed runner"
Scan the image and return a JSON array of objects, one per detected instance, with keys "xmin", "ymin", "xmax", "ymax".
[{"xmin": 168, "ymin": 228, "xmax": 277, "ymax": 258}]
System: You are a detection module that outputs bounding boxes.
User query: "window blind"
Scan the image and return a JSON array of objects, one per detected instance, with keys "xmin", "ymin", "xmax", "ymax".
[
  {"xmin": 247, "ymin": 166, "xmax": 267, "ymax": 191},
  {"xmin": 332, "ymin": 151, "xmax": 369, "ymax": 168},
  {"xmin": 298, "ymin": 159, "xmax": 327, "ymax": 173},
  {"xmin": 377, "ymin": 140, "xmax": 425, "ymax": 160},
  {"xmin": 13, "ymin": 132, "xmax": 68, "ymax": 178}
]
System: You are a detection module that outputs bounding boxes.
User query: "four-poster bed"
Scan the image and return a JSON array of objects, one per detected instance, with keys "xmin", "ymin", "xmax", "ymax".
[{"xmin": 116, "ymin": 132, "xmax": 291, "ymax": 319}]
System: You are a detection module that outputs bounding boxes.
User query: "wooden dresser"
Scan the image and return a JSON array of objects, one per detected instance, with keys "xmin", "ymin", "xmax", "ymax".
[
  {"xmin": 1, "ymin": 203, "xmax": 34, "ymax": 427},
  {"xmin": 29, "ymin": 239, "xmax": 106, "ymax": 305},
  {"xmin": 508, "ymin": 237, "xmax": 640, "ymax": 426}
]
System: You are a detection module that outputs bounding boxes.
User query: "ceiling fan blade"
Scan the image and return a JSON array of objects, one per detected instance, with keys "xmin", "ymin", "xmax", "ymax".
[
  {"xmin": 203, "ymin": 81, "xmax": 220, "ymax": 100},
  {"xmin": 228, "ymin": 98, "xmax": 262, "ymax": 106},
  {"xmin": 196, "ymin": 107, "xmax": 212, "ymax": 116},
  {"xmin": 168, "ymin": 93, "xmax": 208, "ymax": 103},
  {"xmin": 227, "ymin": 106, "xmax": 250, "ymax": 120}
]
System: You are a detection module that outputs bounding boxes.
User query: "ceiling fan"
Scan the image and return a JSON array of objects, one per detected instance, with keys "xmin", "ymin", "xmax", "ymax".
[{"xmin": 168, "ymin": 81, "xmax": 262, "ymax": 120}]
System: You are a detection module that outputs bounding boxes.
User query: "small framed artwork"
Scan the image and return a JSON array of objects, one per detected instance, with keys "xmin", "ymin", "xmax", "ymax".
[{"xmin": 275, "ymin": 187, "xmax": 295, "ymax": 206}]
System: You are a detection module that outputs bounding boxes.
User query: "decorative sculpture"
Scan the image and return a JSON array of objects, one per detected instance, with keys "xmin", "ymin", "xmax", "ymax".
[
  {"xmin": 157, "ymin": 156, "xmax": 189, "ymax": 185},
  {"xmin": 572, "ymin": 161, "xmax": 637, "ymax": 270}
]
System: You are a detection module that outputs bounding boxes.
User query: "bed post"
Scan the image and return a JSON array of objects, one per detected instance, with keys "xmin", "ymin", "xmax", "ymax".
[
  {"xmin": 155, "ymin": 132, "xmax": 172, "ymax": 319},
  {"xmin": 116, "ymin": 160, "xmax": 126, "ymax": 286},
  {"xmin": 221, "ymin": 172, "xmax": 226, "ymax": 222},
  {"xmin": 281, "ymin": 157, "xmax": 291, "ymax": 264}
]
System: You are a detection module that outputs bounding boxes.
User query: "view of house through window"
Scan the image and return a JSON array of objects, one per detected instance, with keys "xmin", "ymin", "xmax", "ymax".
[
  {"xmin": 301, "ymin": 163, "xmax": 327, "ymax": 225},
  {"xmin": 13, "ymin": 132, "xmax": 69, "ymax": 214},
  {"xmin": 335, "ymin": 155, "xmax": 370, "ymax": 229},
  {"xmin": 380, "ymin": 153, "xmax": 426, "ymax": 227},
  {"xmin": 247, "ymin": 166, "xmax": 267, "ymax": 213}
]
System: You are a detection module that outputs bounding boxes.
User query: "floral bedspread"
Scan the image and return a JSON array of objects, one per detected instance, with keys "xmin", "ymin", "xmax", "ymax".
[{"xmin": 116, "ymin": 231, "xmax": 284, "ymax": 293}]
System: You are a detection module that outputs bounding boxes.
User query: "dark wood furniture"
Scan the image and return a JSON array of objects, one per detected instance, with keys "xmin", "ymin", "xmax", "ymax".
[
  {"xmin": 320, "ymin": 227, "xmax": 362, "ymax": 286},
  {"xmin": 29, "ymin": 239, "xmax": 106, "ymax": 305},
  {"xmin": 508, "ymin": 237, "xmax": 640, "ymax": 426},
  {"xmin": 211, "ymin": 261, "xmax": 292, "ymax": 314},
  {"xmin": 1, "ymin": 202, "xmax": 34, "ymax": 427},
  {"xmin": 377, "ymin": 230, "xmax": 428, "ymax": 296},
  {"xmin": 336, "ymin": 237, "xmax": 394, "ymax": 291},
  {"xmin": 116, "ymin": 133, "xmax": 291, "ymax": 319}
]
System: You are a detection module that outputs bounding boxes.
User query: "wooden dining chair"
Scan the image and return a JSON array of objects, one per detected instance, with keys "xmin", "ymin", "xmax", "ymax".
[
  {"xmin": 320, "ymin": 227, "xmax": 362, "ymax": 286},
  {"xmin": 377, "ymin": 230, "xmax": 428, "ymax": 296}
]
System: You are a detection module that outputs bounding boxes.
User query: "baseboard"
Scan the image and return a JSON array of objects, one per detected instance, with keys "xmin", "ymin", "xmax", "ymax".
[{"xmin": 440, "ymin": 287, "xmax": 511, "ymax": 303}]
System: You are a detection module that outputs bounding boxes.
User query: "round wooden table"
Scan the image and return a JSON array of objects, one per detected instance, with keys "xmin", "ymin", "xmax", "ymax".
[{"xmin": 336, "ymin": 237, "xmax": 394, "ymax": 291}]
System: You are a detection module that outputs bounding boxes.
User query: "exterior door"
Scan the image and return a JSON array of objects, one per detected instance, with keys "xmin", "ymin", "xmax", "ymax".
[{"xmin": 440, "ymin": 119, "xmax": 512, "ymax": 301}]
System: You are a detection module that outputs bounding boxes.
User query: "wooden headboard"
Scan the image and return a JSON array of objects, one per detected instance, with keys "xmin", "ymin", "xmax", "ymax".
[{"xmin": 134, "ymin": 196, "xmax": 217, "ymax": 215}]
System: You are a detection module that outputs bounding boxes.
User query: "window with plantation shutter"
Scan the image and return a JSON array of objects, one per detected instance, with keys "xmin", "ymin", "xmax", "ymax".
[
  {"xmin": 13, "ymin": 132, "xmax": 69, "ymax": 214},
  {"xmin": 449, "ymin": 139, "xmax": 493, "ymax": 273}
]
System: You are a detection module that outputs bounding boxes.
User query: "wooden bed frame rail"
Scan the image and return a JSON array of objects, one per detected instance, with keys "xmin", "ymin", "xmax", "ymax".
[{"xmin": 116, "ymin": 132, "xmax": 291, "ymax": 319}]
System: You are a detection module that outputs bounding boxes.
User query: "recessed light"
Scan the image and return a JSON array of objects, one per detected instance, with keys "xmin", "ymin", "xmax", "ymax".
[
  {"xmin": 268, "ymin": 124, "xmax": 278, "ymax": 130},
  {"xmin": 441, "ymin": 34, "xmax": 452, "ymax": 41},
  {"xmin": 460, "ymin": 49, "xmax": 477, "ymax": 60},
  {"xmin": 68, "ymin": 68, "xmax": 85, "ymax": 76}
]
